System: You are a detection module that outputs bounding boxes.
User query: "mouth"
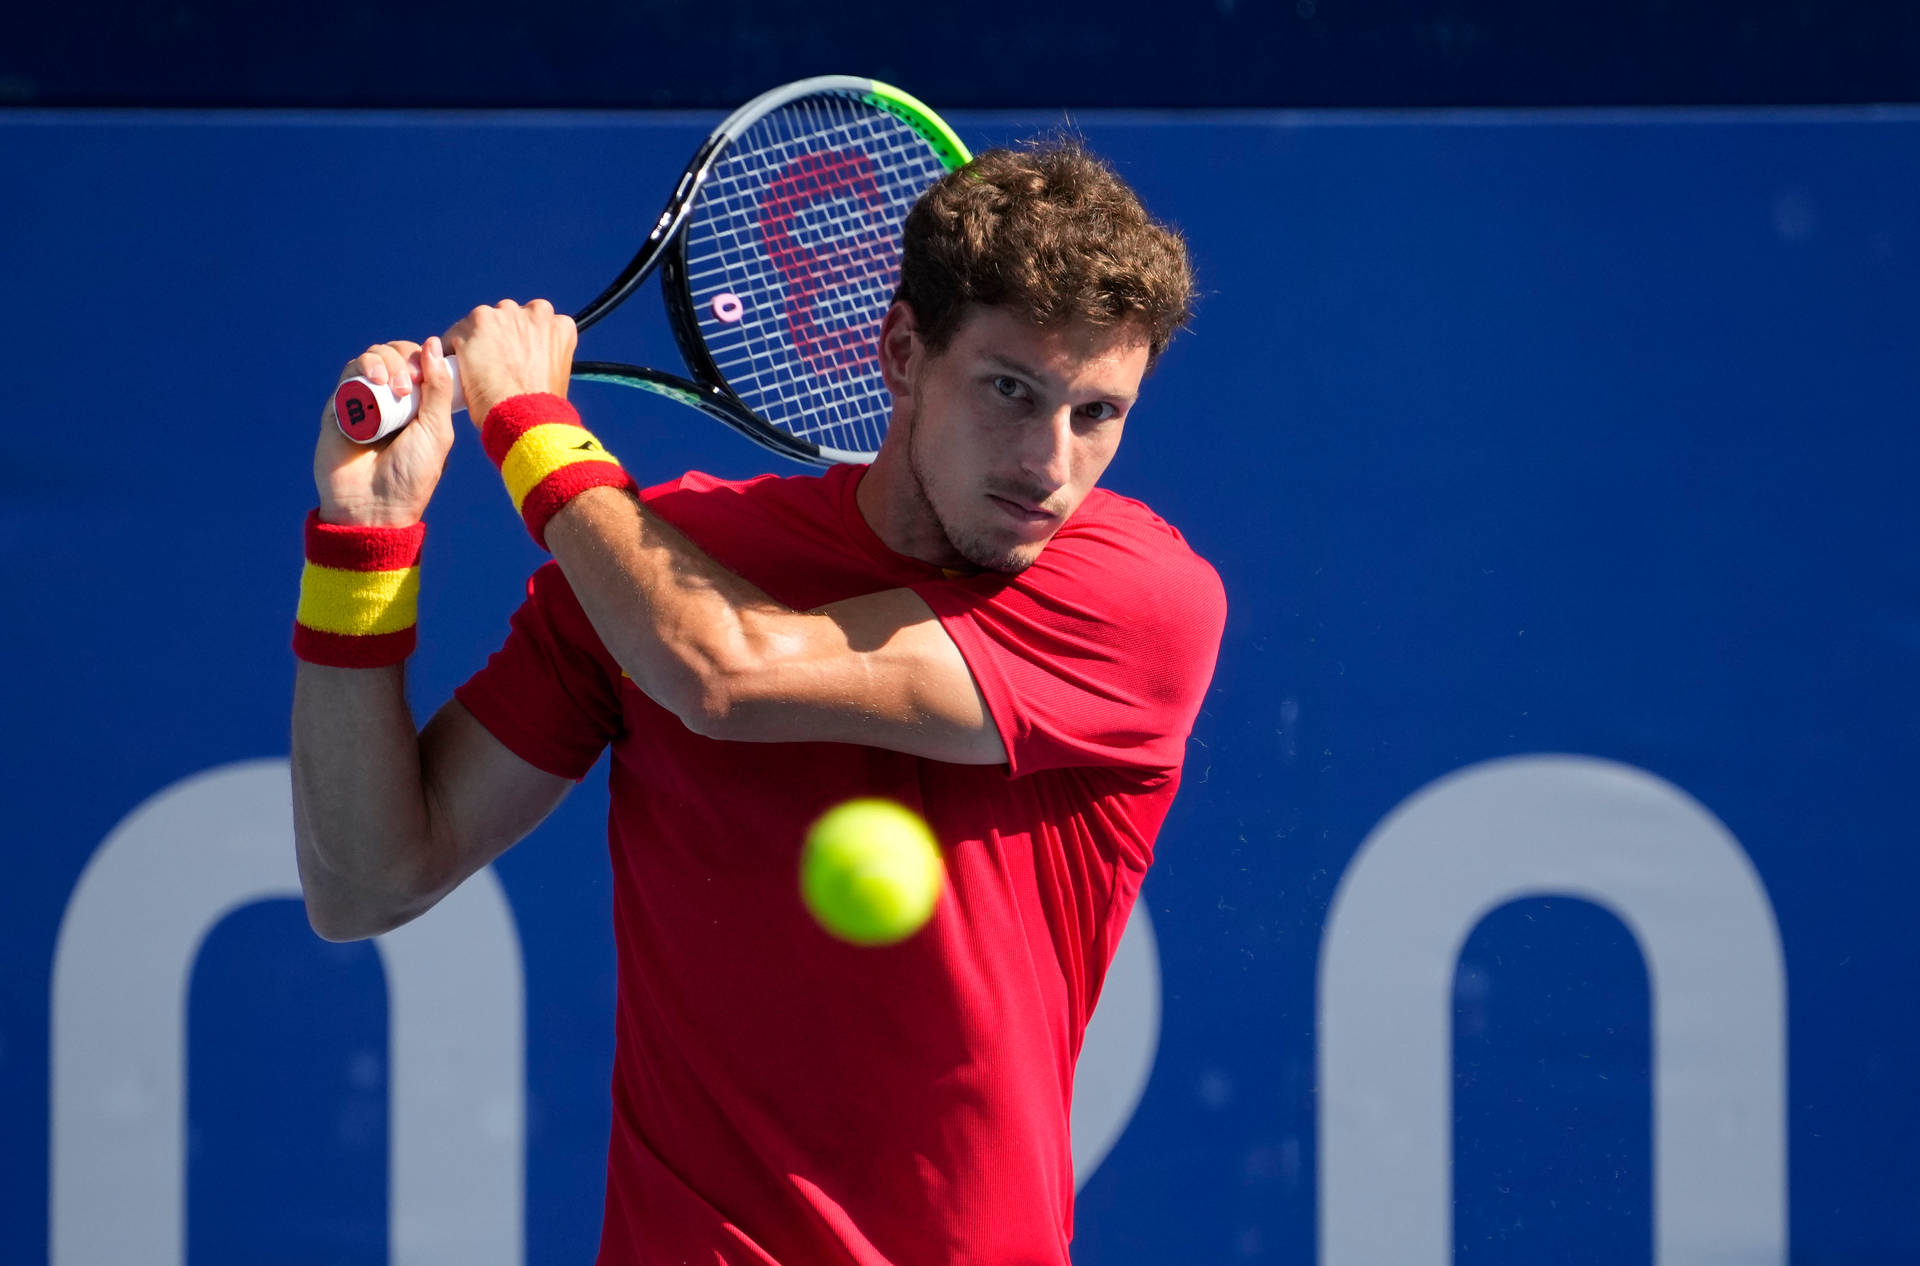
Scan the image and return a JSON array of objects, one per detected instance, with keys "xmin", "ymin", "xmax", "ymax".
[{"xmin": 988, "ymin": 494, "xmax": 1058, "ymax": 526}]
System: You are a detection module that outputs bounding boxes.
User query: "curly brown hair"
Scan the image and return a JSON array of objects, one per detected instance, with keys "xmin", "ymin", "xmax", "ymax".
[{"xmin": 894, "ymin": 139, "xmax": 1196, "ymax": 368}]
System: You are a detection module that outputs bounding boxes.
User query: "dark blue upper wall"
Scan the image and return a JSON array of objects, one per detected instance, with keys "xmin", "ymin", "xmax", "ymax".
[{"xmin": 5, "ymin": 0, "xmax": 1918, "ymax": 109}]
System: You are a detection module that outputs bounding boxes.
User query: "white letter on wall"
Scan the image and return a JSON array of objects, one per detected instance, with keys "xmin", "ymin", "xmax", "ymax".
[
  {"xmin": 1317, "ymin": 754, "xmax": 1786, "ymax": 1266},
  {"xmin": 1072, "ymin": 903, "xmax": 1161, "ymax": 1189},
  {"xmin": 51, "ymin": 759, "xmax": 525, "ymax": 1266}
]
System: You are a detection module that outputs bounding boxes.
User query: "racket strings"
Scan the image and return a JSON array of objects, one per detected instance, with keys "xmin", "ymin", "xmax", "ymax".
[
  {"xmin": 695, "ymin": 106, "xmax": 922, "ymax": 445},
  {"xmin": 683, "ymin": 93, "xmax": 953, "ymax": 458}
]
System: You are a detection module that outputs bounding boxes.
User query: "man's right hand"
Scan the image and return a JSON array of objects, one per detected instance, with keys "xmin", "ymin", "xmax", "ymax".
[{"xmin": 315, "ymin": 336, "xmax": 458, "ymax": 527}]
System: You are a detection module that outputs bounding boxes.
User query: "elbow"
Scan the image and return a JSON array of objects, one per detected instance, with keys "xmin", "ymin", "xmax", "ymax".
[
  {"xmin": 295, "ymin": 833, "xmax": 440, "ymax": 943},
  {"xmin": 635, "ymin": 618, "xmax": 796, "ymax": 741},
  {"xmin": 672, "ymin": 665, "xmax": 743, "ymax": 740},
  {"xmin": 627, "ymin": 628, "xmax": 741, "ymax": 739},
  {"xmin": 303, "ymin": 899, "xmax": 382, "ymax": 944},
  {"xmin": 300, "ymin": 880, "xmax": 416, "ymax": 943},
  {"xmin": 302, "ymin": 883, "xmax": 433, "ymax": 943},
  {"xmin": 633, "ymin": 610, "xmax": 798, "ymax": 741},
  {"xmin": 665, "ymin": 650, "xmax": 778, "ymax": 742}
]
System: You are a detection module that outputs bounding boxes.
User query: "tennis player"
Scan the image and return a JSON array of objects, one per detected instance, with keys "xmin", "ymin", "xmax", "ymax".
[{"xmin": 291, "ymin": 141, "xmax": 1225, "ymax": 1266}]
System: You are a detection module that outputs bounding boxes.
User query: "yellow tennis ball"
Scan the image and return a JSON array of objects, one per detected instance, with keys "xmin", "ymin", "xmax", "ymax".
[{"xmin": 801, "ymin": 798, "xmax": 945, "ymax": 946}]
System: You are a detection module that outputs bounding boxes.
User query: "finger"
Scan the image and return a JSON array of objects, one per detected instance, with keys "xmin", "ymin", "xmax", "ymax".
[
  {"xmin": 380, "ymin": 341, "xmax": 422, "ymax": 397},
  {"xmin": 527, "ymin": 297, "xmax": 554, "ymax": 317},
  {"xmin": 338, "ymin": 342, "xmax": 417, "ymax": 389},
  {"xmin": 340, "ymin": 344, "xmax": 390, "ymax": 388},
  {"xmin": 418, "ymin": 336, "xmax": 451, "ymax": 401},
  {"xmin": 417, "ymin": 336, "xmax": 454, "ymax": 417},
  {"xmin": 442, "ymin": 307, "xmax": 489, "ymax": 353}
]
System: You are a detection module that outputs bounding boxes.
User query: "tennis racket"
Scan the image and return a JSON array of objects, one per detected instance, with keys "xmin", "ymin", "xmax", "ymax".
[{"xmin": 331, "ymin": 75, "xmax": 969, "ymax": 466}]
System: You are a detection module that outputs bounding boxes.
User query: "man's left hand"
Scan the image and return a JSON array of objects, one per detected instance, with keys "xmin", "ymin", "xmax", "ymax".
[{"xmin": 442, "ymin": 298, "xmax": 577, "ymax": 425}]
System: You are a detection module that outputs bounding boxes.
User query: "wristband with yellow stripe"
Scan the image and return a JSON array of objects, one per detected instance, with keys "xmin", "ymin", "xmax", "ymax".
[
  {"xmin": 481, "ymin": 393, "xmax": 636, "ymax": 548},
  {"xmin": 292, "ymin": 511, "xmax": 425, "ymax": 668}
]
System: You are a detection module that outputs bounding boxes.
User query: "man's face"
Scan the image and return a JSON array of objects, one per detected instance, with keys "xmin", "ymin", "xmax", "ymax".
[{"xmin": 882, "ymin": 303, "xmax": 1150, "ymax": 574}]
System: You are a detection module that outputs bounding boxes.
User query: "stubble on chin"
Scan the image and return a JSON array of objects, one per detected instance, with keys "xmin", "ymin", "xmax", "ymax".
[
  {"xmin": 956, "ymin": 532, "xmax": 1039, "ymax": 576},
  {"xmin": 905, "ymin": 408, "xmax": 1036, "ymax": 576}
]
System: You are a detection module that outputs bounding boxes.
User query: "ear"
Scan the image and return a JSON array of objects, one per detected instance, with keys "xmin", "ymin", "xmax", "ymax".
[{"xmin": 877, "ymin": 301, "xmax": 921, "ymax": 400}]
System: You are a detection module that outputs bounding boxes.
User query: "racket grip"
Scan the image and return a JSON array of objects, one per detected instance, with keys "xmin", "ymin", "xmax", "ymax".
[{"xmin": 332, "ymin": 355, "xmax": 468, "ymax": 443}]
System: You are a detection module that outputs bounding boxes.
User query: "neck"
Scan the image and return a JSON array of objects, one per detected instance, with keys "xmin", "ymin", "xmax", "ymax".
[{"xmin": 856, "ymin": 428, "xmax": 965, "ymax": 569}]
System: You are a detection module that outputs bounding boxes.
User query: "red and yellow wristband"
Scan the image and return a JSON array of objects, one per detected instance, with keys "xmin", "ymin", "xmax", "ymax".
[
  {"xmin": 481, "ymin": 393, "xmax": 635, "ymax": 548},
  {"xmin": 292, "ymin": 511, "xmax": 425, "ymax": 668}
]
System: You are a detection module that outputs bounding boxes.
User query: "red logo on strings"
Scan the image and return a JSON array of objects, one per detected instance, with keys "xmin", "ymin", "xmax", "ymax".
[{"xmin": 756, "ymin": 150, "xmax": 896, "ymax": 378}]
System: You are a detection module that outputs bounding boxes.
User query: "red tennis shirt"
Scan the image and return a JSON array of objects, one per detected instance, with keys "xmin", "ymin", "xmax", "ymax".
[{"xmin": 454, "ymin": 463, "xmax": 1225, "ymax": 1266}]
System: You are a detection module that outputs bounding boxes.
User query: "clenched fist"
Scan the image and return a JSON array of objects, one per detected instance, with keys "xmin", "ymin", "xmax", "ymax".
[{"xmin": 442, "ymin": 298, "xmax": 577, "ymax": 427}]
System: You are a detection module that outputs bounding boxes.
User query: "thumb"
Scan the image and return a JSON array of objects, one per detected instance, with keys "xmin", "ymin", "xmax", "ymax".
[{"xmin": 414, "ymin": 336, "xmax": 459, "ymax": 446}]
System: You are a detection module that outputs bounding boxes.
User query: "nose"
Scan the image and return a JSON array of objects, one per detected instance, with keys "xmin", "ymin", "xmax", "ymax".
[{"xmin": 1021, "ymin": 406, "xmax": 1075, "ymax": 495}]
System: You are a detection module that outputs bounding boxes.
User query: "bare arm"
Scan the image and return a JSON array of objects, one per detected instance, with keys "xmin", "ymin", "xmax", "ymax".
[
  {"xmin": 544, "ymin": 486, "xmax": 1006, "ymax": 764},
  {"xmin": 292, "ymin": 673, "xmax": 571, "ymax": 941},
  {"xmin": 293, "ymin": 332, "xmax": 571, "ymax": 941}
]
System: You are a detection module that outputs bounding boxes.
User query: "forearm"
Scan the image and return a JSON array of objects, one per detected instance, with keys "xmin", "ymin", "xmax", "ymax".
[
  {"xmin": 543, "ymin": 485, "xmax": 797, "ymax": 731},
  {"xmin": 290, "ymin": 662, "xmax": 444, "ymax": 940},
  {"xmin": 540, "ymin": 483, "xmax": 1002, "ymax": 761}
]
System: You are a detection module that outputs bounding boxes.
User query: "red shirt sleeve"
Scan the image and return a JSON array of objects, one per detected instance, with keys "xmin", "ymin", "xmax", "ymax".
[
  {"xmin": 911, "ymin": 495, "xmax": 1226, "ymax": 777},
  {"xmin": 453, "ymin": 561, "xmax": 623, "ymax": 780}
]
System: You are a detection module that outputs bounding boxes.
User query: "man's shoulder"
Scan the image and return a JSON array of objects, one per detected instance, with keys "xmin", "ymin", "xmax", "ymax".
[
  {"xmin": 1055, "ymin": 487, "xmax": 1219, "ymax": 580},
  {"xmin": 1075, "ymin": 486, "xmax": 1188, "ymax": 535}
]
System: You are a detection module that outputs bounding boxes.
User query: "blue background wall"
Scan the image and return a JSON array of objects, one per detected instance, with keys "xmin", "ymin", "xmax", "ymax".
[{"xmin": 2, "ymin": 107, "xmax": 1916, "ymax": 1263}]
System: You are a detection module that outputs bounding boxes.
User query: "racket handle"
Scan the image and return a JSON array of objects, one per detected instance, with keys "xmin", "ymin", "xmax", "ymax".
[{"xmin": 332, "ymin": 356, "xmax": 468, "ymax": 443}]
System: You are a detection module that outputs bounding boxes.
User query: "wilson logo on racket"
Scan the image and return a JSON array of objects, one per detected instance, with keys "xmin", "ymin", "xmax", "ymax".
[{"xmin": 756, "ymin": 150, "xmax": 897, "ymax": 379}]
